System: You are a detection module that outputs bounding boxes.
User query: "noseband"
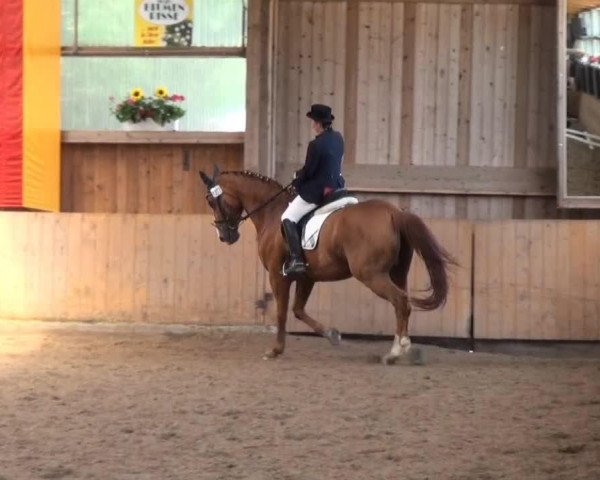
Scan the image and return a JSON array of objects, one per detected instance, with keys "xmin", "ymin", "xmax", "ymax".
[{"xmin": 206, "ymin": 192, "xmax": 242, "ymax": 231}]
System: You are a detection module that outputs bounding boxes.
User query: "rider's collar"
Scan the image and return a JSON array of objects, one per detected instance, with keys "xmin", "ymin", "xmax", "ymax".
[{"xmin": 316, "ymin": 127, "xmax": 332, "ymax": 138}]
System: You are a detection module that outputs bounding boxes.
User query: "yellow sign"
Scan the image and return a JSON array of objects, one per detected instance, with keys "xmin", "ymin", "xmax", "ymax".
[{"xmin": 135, "ymin": 0, "xmax": 193, "ymax": 47}]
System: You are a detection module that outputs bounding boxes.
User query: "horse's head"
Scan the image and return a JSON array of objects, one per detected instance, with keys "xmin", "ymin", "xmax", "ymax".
[{"xmin": 199, "ymin": 166, "xmax": 243, "ymax": 245}]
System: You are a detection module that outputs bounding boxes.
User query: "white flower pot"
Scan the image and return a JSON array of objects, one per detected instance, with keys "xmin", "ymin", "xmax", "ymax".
[{"xmin": 122, "ymin": 118, "xmax": 180, "ymax": 131}]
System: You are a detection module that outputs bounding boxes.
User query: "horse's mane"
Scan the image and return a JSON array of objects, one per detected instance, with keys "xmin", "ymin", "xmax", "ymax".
[{"xmin": 221, "ymin": 170, "xmax": 285, "ymax": 190}]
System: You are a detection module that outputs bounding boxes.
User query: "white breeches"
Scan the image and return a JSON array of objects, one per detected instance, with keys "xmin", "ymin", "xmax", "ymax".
[{"xmin": 281, "ymin": 195, "xmax": 317, "ymax": 223}]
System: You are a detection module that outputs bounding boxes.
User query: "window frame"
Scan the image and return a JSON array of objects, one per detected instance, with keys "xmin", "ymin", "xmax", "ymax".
[
  {"xmin": 558, "ymin": 0, "xmax": 600, "ymax": 208},
  {"xmin": 62, "ymin": 0, "xmax": 247, "ymax": 56},
  {"xmin": 60, "ymin": 0, "xmax": 248, "ymax": 136}
]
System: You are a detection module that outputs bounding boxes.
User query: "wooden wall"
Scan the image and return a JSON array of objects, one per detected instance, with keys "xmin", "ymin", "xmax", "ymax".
[
  {"xmin": 0, "ymin": 213, "xmax": 264, "ymax": 324},
  {"xmin": 61, "ymin": 143, "xmax": 243, "ymax": 214},
  {"xmin": 271, "ymin": 0, "xmax": 596, "ymax": 220},
  {"xmin": 474, "ymin": 220, "xmax": 600, "ymax": 340},
  {"xmin": 1, "ymin": 212, "xmax": 599, "ymax": 341},
  {"xmin": 0, "ymin": 213, "xmax": 471, "ymax": 337}
]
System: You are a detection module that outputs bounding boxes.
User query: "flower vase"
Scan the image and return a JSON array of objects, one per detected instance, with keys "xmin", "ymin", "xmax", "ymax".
[{"xmin": 122, "ymin": 119, "xmax": 180, "ymax": 132}]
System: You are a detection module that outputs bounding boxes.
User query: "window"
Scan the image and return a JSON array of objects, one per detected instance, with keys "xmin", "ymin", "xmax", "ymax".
[{"xmin": 61, "ymin": 0, "xmax": 247, "ymax": 132}]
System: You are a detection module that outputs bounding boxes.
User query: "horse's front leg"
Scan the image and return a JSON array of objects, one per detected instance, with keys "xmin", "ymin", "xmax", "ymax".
[
  {"xmin": 263, "ymin": 272, "xmax": 291, "ymax": 359},
  {"xmin": 293, "ymin": 279, "xmax": 341, "ymax": 346}
]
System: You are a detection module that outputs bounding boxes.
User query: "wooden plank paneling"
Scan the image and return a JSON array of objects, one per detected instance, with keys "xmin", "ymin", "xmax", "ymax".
[
  {"xmin": 275, "ymin": 0, "xmax": 346, "ymax": 166},
  {"xmin": 0, "ymin": 213, "xmax": 263, "ymax": 325},
  {"xmin": 344, "ymin": 0, "xmax": 360, "ymax": 164},
  {"xmin": 51, "ymin": 215, "xmax": 69, "ymax": 319},
  {"xmin": 333, "ymin": 2, "xmax": 347, "ymax": 130},
  {"xmin": 389, "ymin": 2, "xmax": 405, "ymax": 165},
  {"xmin": 455, "ymin": 4, "xmax": 473, "ymax": 217},
  {"xmin": 61, "ymin": 144, "xmax": 243, "ymax": 214},
  {"xmin": 457, "ymin": 4, "xmax": 473, "ymax": 168},
  {"xmin": 513, "ymin": 4, "xmax": 530, "ymax": 172},
  {"xmin": 356, "ymin": 2, "xmax": 371, "ymax": 165},
  {"xmin": 273, "ymin": 1, "xmax": 298, "ymax": 166},
  {"xmin": 299, "ymin": 1, "xmax": 315, "ymax": 162},
  {"xmin": 311, "ymin": 1, "xmax": 324, "ymax": 111},
  {"xmin": 288, "ymin": 219, "xmax": 473, "ymax": 337},
  {"xmin": 468, "ymin": 4, "xmax": 519, "ymax": 171},
  {"xmin": 133, "ymin": 215, "xmax": 150, "ymax": 322},
  {"xmin": 285, "ymin": 0, "xmax": 302, "ymax": 167},
  {"xmin": 526, "ymin": 6, "xmax": 541, "ymax": 167},
  {"xmin": 400, "ymin": 3, "xmax": 417, "ymax": 166},
  {"xmin": 446, "ymin": 6, "xmax": 461, "ymax": 167},
  {"xmin": 492, "ymin": 5, "xmax": 507, "ymax": 168},
  {"xmin": 3, "ymin": 213, "xmax": 600, "ymax": 341},
  {"xmin": 376, "ymin": 2, "xmax": 393, "ymax": 165},
  {"xmin": 538, "ymin": 6, "xmax": 556, "ymax": 168},
  {"xmin": 474, "ymin": 221, "xmax": 600, "ymax": 340},
  {"xmin": 266, "ymin": 1, "xmax": 595, "ymax": 220}
]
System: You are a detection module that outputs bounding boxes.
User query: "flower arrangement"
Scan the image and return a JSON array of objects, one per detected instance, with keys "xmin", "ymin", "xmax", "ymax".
[{"xmin": 110, "ymin": 86, "xmax": 186, "ymax": 127}]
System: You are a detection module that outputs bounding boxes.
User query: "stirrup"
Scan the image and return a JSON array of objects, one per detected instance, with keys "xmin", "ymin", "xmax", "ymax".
[{"xmin": 282, "ymin": 258, "xmax": 307, "ymax": 277}]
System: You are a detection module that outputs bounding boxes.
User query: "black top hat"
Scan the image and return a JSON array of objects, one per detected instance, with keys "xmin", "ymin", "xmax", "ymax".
[{"xmin": 306, "ymin": 104, "xmax": 335, "ymax": 122}]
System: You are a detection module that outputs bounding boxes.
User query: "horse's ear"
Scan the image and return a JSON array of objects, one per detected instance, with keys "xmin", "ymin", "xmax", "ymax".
[
  {"xmin": 199, "ymin": 170, "xmax": 213, "ymax": 187},
  {"xmin": 212, "ymin": 164, "xmax": 221, "ymax": 181}
]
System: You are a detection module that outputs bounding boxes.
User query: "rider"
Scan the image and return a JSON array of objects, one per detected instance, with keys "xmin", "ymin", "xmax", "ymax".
[{"xmin": 281, "ymin": 104, "xmax": 345, "ymax": 277}]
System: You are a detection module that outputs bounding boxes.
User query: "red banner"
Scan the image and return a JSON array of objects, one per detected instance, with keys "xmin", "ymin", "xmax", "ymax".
[{"xmin": 0, "ymin": 0, "xmax": 24, "ymax": 207}]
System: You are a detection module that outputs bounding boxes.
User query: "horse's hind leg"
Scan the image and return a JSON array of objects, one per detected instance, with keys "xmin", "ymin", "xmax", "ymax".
[
  {"xmin": 293, "ymin": 279, "xmax": 341, "ymax": 346},
  {"xmin": 390, "ymin": 243, "xmax": 413, "ymax": 292},
  {"xmin": 358, "ymin": 273, "xmax": 412, "ymax": 364},
  {"xmin": 389, "ymin": 244, "xmax": 414, "ymax": 358}
]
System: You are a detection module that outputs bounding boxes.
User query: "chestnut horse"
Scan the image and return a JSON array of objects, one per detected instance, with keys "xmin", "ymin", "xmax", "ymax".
[{"xmin": 199, "ymin": 168, "xmax": 455, "ymax": 364}]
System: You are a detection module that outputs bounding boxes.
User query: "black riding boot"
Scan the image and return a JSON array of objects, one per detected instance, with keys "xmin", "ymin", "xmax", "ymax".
[{"xmin": 281, "ymin": 219, "xmax": 307, "ymax": 277}]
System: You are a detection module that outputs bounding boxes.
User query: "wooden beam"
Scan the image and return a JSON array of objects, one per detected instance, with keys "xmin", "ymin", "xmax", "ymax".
[
  {"xmin": 61, "ymin": 46, "xmax": 246, "ymax": 57},
  {"xmin": 513, "ymin": 5, "xmax": 531, "ymax": 167},
  {"xmin": 558, "ymin": 197, "xmax": 600, "ymax": 208},
  {"xmin": 276, "ymin": 163, "xmax": 557, "ymax": 196},
  {"xmin": 555, "ymin": 0, "xmax": 600, "ymax": 208},
  {"xmin": 278, "ymin": 0, "xmax": 553, "ymax": 5},
  {"xmin": 61, "ymin": 131, "xmax": 245, "ymax": 145},
  {"xmin": 244, "ymin": 0, "xmax": 272, "ymax": 174}
]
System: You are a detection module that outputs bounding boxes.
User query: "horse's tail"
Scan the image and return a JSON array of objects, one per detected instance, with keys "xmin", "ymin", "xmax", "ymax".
[{"xmin": 394, "ymin": 211, "xmax": 457, "ymax": 311}]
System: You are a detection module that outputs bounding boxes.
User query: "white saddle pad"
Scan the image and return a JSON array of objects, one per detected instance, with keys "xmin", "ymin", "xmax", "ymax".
[{"xmin": 301, "ymin": 197, "xmax": 359, "ymax": 250}]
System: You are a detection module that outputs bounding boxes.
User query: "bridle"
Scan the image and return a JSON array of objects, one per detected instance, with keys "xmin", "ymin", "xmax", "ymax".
[{"xmin": 207, "ymin": 182, "xmax": 293, "ymax": 231}]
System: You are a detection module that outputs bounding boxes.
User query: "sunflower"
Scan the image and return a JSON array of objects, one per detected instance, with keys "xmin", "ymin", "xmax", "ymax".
[
  {"xmin": 130, "ymin": 88, "xmax": 144, "ymax": 101},
  {"xmin": 155, "ymin": 86, "xmax": 169, "ymax": 98}
]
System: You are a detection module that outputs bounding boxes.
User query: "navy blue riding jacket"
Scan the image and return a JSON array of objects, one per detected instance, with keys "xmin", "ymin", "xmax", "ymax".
[{"xmin": 292, "ymin": 128, "xmax": 345, "ymax": 204}]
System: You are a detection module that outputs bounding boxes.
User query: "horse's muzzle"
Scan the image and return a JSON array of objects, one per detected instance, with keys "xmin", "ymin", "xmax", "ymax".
[{"xmin": 220, "ymin": 230, "xmax": 240, "ymax": 245}]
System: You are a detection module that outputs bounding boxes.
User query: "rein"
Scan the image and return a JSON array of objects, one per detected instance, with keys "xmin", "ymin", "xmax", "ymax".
[{"xmin": 210, "ymin": 182, "xmax": 293, "ymax": 230}]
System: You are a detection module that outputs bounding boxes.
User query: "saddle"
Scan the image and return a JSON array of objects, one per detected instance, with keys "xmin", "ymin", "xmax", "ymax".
[
  {"xmin": 298, "ymin": 189, "xmax": 359, "ymax": 250},
  {"xmin": 297, "ymin": 189, "xmax": 353, "ymax": 232}
]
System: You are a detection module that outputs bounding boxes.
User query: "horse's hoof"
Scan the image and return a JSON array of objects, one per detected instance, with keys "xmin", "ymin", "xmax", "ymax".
[
  {"xmin": 326, "ymin": 328, "xmax": 342, "ymax": 346},
  {"xmin": 263, "ymin": 349, "xmax": 282, "ymax": 360}
]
